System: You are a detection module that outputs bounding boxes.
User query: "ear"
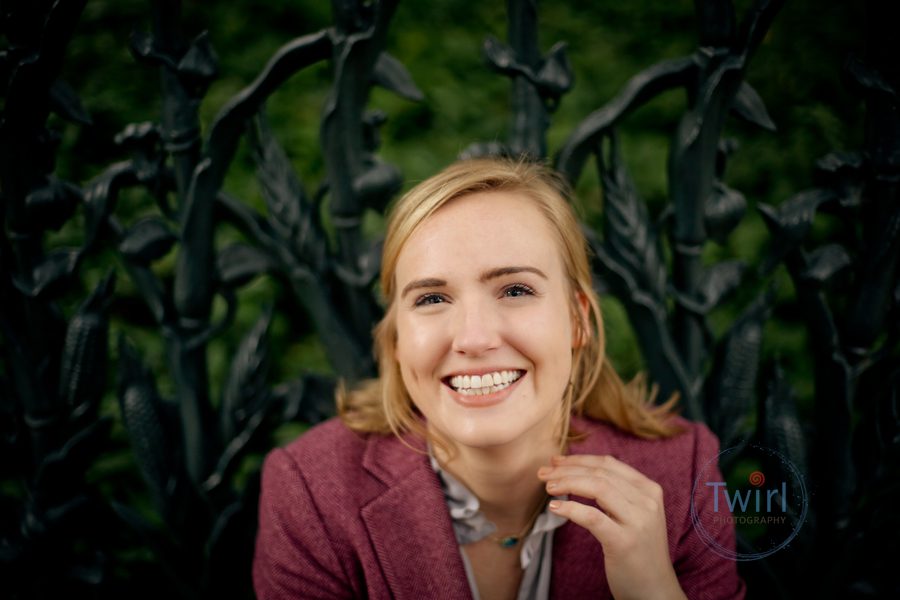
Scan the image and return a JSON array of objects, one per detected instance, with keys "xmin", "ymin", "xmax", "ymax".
[{"xmin": 572, "ymin": 290, "xmax": 591, "ymax": 349}]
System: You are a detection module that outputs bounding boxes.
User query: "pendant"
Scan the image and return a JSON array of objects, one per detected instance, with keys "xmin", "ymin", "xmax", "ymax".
[{"xmin": 498, "ymin": 536, "xmax": 519, "ymax": 548}]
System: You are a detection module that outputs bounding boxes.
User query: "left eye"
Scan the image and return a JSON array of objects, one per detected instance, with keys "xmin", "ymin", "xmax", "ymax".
[
  {"xmin": 503, "ymin": 283, "xmax": 535, "ymax": 298},
  {"xmin": 414, "ymin": 293, "xmax": 447, "ymax": 307}
]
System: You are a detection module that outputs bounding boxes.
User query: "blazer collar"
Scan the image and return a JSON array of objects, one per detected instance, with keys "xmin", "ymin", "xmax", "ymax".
[
  {"xmin": 359, "ymin": 417, "xmax": 613, "ymax": 599},
  {"xmin": 551, "ymin": 416, "xmax": 611, "ymax": 597},
  {"xmin": 360, "ymin": 432, "xmax": 473, "ymax": 600}
]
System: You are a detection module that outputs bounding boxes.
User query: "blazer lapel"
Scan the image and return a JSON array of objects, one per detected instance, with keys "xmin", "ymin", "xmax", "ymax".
[
  {"xmin": 550, "ymin": 417, "xmax": 611, "ymax": 599},
  {"xmin": 550, "ymin": 518, "xmax": 607, "ymax": 599},
  {"xmin": 361, "ymin": 434, "xmax": 473, "ymax": 600}
]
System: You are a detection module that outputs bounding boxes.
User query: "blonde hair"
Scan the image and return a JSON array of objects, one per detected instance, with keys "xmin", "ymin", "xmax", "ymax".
[{"xmin": 338, "ymin": 157, "xmax": 680, "ymax": 447}]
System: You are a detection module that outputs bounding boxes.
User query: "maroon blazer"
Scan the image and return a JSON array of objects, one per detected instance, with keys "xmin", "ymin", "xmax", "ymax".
[{"xmin": 254, "ymin": 415, "xmax": 746, "ymax": 599}]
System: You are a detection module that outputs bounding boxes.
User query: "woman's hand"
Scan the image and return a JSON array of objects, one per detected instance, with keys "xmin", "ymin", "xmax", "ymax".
[{"xmin": 537, "ymin": 454, "xmax": 687, "ymax": 600}]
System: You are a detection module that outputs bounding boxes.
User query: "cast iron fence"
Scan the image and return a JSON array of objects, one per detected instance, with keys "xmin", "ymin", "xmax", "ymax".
[{"xmin": 1, "ymin": 0, "xmax": 897, "ymax": 598}]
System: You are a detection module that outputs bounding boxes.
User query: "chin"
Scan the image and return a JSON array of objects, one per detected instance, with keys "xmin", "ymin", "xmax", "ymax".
[{"xmin": 441, "ymin": 418, "xmax": 540, "ymax": 450}]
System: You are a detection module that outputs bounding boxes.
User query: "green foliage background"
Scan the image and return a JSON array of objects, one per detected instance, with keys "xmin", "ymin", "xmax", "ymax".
[
  {"xmin": 55, "ymin": 0, "xmax": 861, "ymax": 421},
  {"xmin": 5, "ymin": 0, "xmax": 870, "ymax": 596}
]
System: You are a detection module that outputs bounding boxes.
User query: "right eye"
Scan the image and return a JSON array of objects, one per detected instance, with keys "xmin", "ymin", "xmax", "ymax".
[{"xmin": 414, "ymin": 293, "xmax": 447, "ymax": 307}]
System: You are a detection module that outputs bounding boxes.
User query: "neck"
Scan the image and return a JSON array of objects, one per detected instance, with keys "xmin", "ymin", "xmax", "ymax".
[{"xmin": 434, "ymin": 431, "xmax": 558, "ymax": 530}]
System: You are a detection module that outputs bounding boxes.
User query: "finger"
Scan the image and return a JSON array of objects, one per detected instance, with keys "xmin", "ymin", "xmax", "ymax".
[
  {"xmin": 544, "ymin": 474, "xmax": 637, "ymax": 523},
  {"xmin": 553, "ymin": 454, "xmax": 660, "ymax": 495},
  {"xmin": 546, "ymin": 463, "xmax": 668, "ymax": 531},
  {"xmin": 548, "ymin": 499, "xmax": 622, "ymax": 545},
  {"xmin": 551, "ymin": 454, "xmax": 644, "ymax": 483},
  {"xmin": 539, "ymin": 464, "xmax": 649, "ymax": 507}
]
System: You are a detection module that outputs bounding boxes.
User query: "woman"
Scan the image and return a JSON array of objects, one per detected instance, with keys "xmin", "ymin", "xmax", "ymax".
[{"xmin": 253, "ymin": 158, "xmax": 745, "ymax": 599}]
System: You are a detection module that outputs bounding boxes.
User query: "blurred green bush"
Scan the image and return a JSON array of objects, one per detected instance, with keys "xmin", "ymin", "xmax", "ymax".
[{"xmin": 56, "ymin": 0, "xmax": 861, "ymax": 413}]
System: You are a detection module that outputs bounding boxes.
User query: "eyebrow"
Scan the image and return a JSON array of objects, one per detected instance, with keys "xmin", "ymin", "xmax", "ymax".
[
  {"xmin": 400, "ymin": 266, "xmax": 548, "ymax": 299},
  {"xmin": 481, "ymin": 266, "xmax": 548, "ymax": 282}
]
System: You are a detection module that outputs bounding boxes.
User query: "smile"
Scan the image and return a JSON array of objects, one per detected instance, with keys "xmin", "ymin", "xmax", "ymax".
[{"xmin": 445, "ymin": 370, "xmax": 525, "ymax": 396}]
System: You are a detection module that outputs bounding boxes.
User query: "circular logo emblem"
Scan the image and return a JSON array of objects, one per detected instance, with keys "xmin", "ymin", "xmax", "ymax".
[{"xmin": 690, "ymin": 443, "xmax": 809, "ymax": 561}]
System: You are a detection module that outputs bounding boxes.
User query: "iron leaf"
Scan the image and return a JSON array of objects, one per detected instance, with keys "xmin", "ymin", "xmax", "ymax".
[
  {"xmin": 48, "ymin": 79, "xmax": 92, "ymax": 126},
  {"xmin": 730, "ymin": 80, "xmax": 776, "ymax": 131},
  {"xmin": 204, "ymin": 494, "xmax": 259, "ymax": 597},
  {"xmin": 128, "ymin": 30, "xmax": 177, "ymax": 70},
  {"xmin": 205, "ymin": 407, "xmax": 266, "ymax": 496},
  {"xmin": 482, "ymin": 35, "xmax": 516, "ymax": 74},
  {"xmin": 599, "ymin": 134, "xmax": 667, "ymax": 303},
  {"xmin": 352, "ymin": 160, "xmax": 402, "ymax": 213},
  {"xmin": 815, "ymin": 151, "xmax": 864, "ymax": 178},
  {"xmin": 704, "ymin": 290, "xmax": 772, "ymax": 450},
  {"xmin": 205, "ymin": 501, "xmax": 244, "ymax": 575},
  {"xmin": 698, "ymin": 260, "xmax": 746, "ymax": 310},
  {"xmin": 249, "ymin": 112, "xmax": 306, "ymax": 246},
  {"xmin": 220, "ymin": 308, "xmax": 272, "ymax": 443},
  {"xmin": 814, "ymin": 151, "xmax": 864, "ymax": 209},
  {"xmin": 278, "ymin": 374, "xmax": 337, "ymax": 424},
  {"xmin": 800, "ymin": 244, "xmax": 853, "ymax": 287},
  {"xmin": 205, "ymin": 30, "xmax": 331, "ymax": 159},
  {"xmin": 757, "ymin": 188, "xmax": 836, "ymax": 273},
  {"xmin": 705, "ymin": 180, "xmax": 747, "ymax": 243},
  {"xmin": 216, "ymin": 243, "xmax": 276, "ymax": 288},
  {"xmin": 844, "ymin": 53, "xmax": 897, "ymax": 101},
  {"xmin": 556, "ymin": 55, "xmax": 695, "ymax": 182},
  {"xmin": 535, "ymin": 41, "xmax": 574, "ymax": 98},
  {"xmin": 114, "ymin": 122, "xmax": 164, "ymax": 187},
  {"xmin": 372, "ymin": 52, "xmax": 423, "ymax": 102},
  {"xmin": 178, "ymin": 31, "xmax": 218, "ymax": 80},
  {"xmin": 33, "ymin": 418, "xmax": 113, "ymax": 496},
  {"xmin": 25, "ymin": 177, "xmax": 82, "ymax": 232},
  {"xmin": 118, "ymin": 217, "xmax": 177, "ymax": 264},
  {"xmin": 12, "ymin": 248, "xmax": 81, "ymax": 299},
  {"xmin": 177, "ymin": 31, "xmax": 219, "ymax": 96},
  {"xmin": 82, "ymin": 161, "xmax": 137, "ymax": 250}
]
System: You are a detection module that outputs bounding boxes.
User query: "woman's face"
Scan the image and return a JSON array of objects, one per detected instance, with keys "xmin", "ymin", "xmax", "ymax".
[{"xmin": 394, "ymin": 190, "xmax": 582, "ymax": 451}]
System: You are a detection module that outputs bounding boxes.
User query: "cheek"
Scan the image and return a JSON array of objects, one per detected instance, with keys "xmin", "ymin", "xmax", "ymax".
[
  {"xmin": 532, "ymin": 298, "xmax": 577, "ymax": 349},
  {"xmin": 508, "ymin": 299, "xmax": 575, "ymax": 375},
  {"xmin": 395, "ymin": 315, "xmax": 445, "ymax": 379}
]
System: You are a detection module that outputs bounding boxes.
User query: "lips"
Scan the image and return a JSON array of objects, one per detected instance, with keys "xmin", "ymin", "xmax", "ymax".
[{"xmin": 443, "ymin": 369, "xmax": 525, "ymax": 396}]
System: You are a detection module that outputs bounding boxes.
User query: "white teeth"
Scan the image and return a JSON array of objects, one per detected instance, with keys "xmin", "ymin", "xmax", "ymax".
[{"xmin": 448, "ymin": 370, "xmax": 523, "ymax": 395}]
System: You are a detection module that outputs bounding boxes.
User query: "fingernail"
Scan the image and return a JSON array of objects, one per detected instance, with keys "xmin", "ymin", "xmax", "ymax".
[
  {"xmin": 546, "ymin": 482, "xmax": 558, "ymax": 491},
  {"xmin": 548, "ymin": 500, "xmax": 561, "ymax": 511},
  {"xmin": 537, "ymin": 467, "xmax": 552, "ymax": 477}
]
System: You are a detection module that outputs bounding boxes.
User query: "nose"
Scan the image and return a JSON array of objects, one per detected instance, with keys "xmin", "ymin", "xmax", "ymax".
[{"xmin": 450, "ymin": 297, "xmax": 502, "ymax": 356}]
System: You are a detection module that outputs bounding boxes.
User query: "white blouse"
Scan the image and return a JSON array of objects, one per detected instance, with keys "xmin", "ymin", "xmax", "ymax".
[{"xmin": 430, "ymin": 455, "xmax": 567, "ymax": 600}]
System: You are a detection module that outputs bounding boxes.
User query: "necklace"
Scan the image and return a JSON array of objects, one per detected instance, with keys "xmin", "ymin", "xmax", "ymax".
[{"xmin": 487, "ymin": 494, "xmax": 549, "ymax": 549}]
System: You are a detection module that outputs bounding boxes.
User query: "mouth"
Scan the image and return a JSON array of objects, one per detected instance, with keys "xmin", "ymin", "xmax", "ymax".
[{"xmin": 442, "ymin": 369, "xmax": 525, "ymax": 396}]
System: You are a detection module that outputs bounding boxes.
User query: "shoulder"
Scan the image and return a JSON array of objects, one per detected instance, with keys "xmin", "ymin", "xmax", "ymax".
[
  {"xmin": 255, "ymin": 419, "xmax": 393, "ymax": 596},
  {"xmin": 572, "ymin": 413, "xmax": 718, "ymax": 452},
  {"xmin": 570, "ymin": 414, "xmax": 721, "ymax": 485},
  {"xmin": 261, "ymin": 417, "xmax": 429, "ymax": 502},
  {"xmin": 570, "ymin": 416, "xmax": 745, "ymax": 597},
  {"xmin": 261, "ymin": 418, "xmax": 381, "ymax": 506},
  {"xmin": 279, "ymin": 417, "xmax": 370, "ymax": 468}
]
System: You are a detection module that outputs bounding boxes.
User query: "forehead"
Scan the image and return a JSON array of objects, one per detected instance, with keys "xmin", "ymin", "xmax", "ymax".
[{"xmin": 395, "ymin": 190, "xmax": 563, "ymax": 280}]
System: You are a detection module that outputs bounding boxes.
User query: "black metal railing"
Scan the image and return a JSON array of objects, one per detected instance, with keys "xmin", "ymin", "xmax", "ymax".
[{"xmin": 1, "ymin": 0, "xmax": 896, "ymax": 598}]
